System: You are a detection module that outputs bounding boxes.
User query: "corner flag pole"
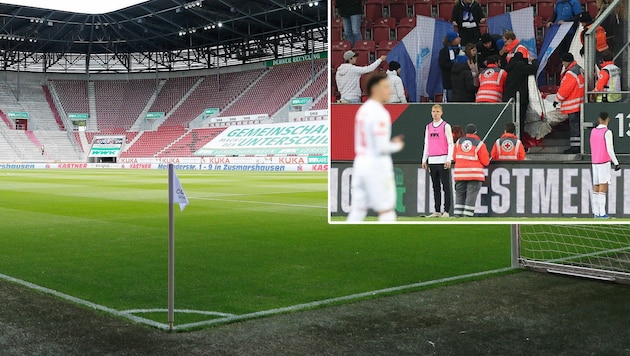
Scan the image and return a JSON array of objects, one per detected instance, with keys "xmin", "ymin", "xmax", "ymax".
[{"xmin": 168, "ymin": 163, "xmax": 175, "ymax": 331}]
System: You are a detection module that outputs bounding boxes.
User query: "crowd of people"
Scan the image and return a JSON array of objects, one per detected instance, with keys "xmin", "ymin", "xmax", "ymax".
[{"xmin": 335, "ymin": 0, "xmax": 624, "ymax": 152}]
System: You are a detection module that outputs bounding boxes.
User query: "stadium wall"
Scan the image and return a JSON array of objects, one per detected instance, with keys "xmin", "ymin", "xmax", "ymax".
[
  {"xmin": 0, "ymin": 160, "xmax": 327, "ymax": 172},
  {"xmin": 330, "ymin": 161, "xmax": 630, "ymax": 218}
]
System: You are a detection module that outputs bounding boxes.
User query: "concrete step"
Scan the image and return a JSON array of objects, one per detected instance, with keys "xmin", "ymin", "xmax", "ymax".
[
  {"xmin": 526, "ymin": 153, "xmax": 581, "ymax": 161},
  {"xmin": 527, "ymin": 145, "xmax": 569, "ymax": 154}
]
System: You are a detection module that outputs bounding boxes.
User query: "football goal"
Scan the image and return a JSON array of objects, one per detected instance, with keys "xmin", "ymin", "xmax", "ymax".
[{"xmin": 511, "ymin": 225, "xmax": 630, "ymax": 283}]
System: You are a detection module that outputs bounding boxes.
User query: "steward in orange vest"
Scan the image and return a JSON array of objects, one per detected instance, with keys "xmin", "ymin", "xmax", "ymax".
[
  {"xmin": 579, "ymin": 12, "xmax": 609, "ymax": 56},
  {"xmin": 453, "ymin": 124, "xmax": 490, "ymax": 217},
  {"xmin": 501, "ymin": 30, "xmax": 530, "ymax": 63},
  {"xmin": 491, "ymin": 123, "xmax": 526, "ymax": 160},
  {"xmin": 475, "ymin": 56, "xmax": 506, "ymax": 103},
  {"xmin": 554, "ymin": 53, "xmax": 585, "ymax": 154}
]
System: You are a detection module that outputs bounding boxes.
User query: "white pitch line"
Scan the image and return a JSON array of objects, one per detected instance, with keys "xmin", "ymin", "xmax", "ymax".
[
  {"xmin": 189, "ymin": 196, "xmax": 327, "ymax": 209},
  {"xmin": 171, "ymin": 267, "xmax": 513, "ymax": 331},
  {"xmin": 0, "ymin": 267, "xmax": 512, "ymax": 332},
  {"xmin": 0, "ymin": 272, "xmax": 170, "ymax": 330},
  {"xmin": 122, "ymin": 308, "xmax": 235, "ymax": 318}
]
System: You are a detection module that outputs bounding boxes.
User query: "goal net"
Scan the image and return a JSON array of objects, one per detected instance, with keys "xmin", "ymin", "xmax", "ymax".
[{"xmin": 512, "ymin": 225, "xmax": 630, "ymax": 283}]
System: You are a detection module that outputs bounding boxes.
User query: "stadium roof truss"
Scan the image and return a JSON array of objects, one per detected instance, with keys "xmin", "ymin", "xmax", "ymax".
[{"xmin": 0, "ymin": 0, "xmax": 327, "ymax": 73}]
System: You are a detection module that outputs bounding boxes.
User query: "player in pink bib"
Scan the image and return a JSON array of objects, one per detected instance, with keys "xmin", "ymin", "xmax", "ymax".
[{"xmin": 589, "ymin": 111, "xmax": 620, "ymax": 218}]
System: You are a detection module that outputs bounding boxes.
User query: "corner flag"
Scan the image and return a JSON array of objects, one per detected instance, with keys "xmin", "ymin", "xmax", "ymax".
[{"xmin": 172, "ymin": 170, "xmax": 189, "ymax": 212}]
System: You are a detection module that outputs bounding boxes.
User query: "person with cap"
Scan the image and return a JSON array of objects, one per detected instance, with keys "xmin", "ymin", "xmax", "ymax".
[
  {"xmin": 475, "ymin": 55, "xmax": 506, "ymax": 103},
  {"xmin": 593, "ymin": 49, "xmax": 622, "ymax": 103},
  {"xmin": 422, "ymin": 104, "xmax": 454, "ymax": 218},
  {"xmin": 451, "ymin": 0, "xmax": 486, "ymax": 46},
  {"xmin": 578, "ymin": 11, "xmax": 609, "ymax": 59},
  {"xmin": 476, "ymin": 33, "xmax": 501, "ymax": 69},
  {"xmin": 452, "ymin": 123, "xmax": 490, "ymax": 217},
  {"xmin": 499, "ymin": 30, "xmax": 530, "ymax": 63},
  {"xmin": 386, "ymin": 61, "xmax": 407, "ymax": 103},
  {"xmin": 336, "ymin": 0, "xmax": 363, "ymax": 47},
  {"xmin": 491, "ymin": 122, "xmax": 526, "ymax": 160},
  {"xmin": 335, "ymin": 51, "xmax": 387, "ymax": 103},
  {"xmin": 438, "ymin": 31, "xmax": 462, "ymax": 102},
  {"xmin": 589, "ymin": 111, "xmax": 620, "ymax": 219},
  {"xmin": 451, "ymin": 51, "xmax": 476, "ymax": 102},
  {"xmin": 503, "ymin": 52, "xmax": 538, "ymax": 138},
  {"xmin": 554, "ymin": 52, "xmax": 584, "ymax": 154}
]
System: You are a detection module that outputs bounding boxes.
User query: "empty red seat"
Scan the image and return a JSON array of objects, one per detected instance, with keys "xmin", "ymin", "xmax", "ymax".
[
  {"xmin": 487, "ymin": 0, "xmax": 506, "ymax": 17},
  {"xmin": 511, "ymin": 1, "xmax": 530, "ymax": 10},
  {"xmin": 389, "ymin": 0, "xmax": 411, "ymax": 20},
  {"xmin": 353, "ymin": 40, "xmax": 376, "ymax": 65},
  {"xmin": 372, "ymin": 17, "xmax": 396, "ymax": 42},
  {"xmin": 536, "ymin": 0, "xmax": 555, "ymax": 21},
  {"xmin": 396, "ymin": 17, "xmax": 416, "ymax": 39},
  {"xmin": 354, "ymin": 40, "xmax": 377, "ymax": 51},
  {"xmin": 365, "ymin": 0, "xmax": 386, "ymax": 21},
  {"xmin": 377, "ymin": 40, "xmax": 400, "ymax": 70},
  {"xmin": 437, "ymin": 0, "xmax": 454, "ymax": 21},
  {"xmin": 539, "ymin": 84, "xmax": 559, "ymax": 94},
  {"xmin": 332, "ymin": 17, "xmax": 343, "ymax": 41},
  {"xmin": 413, "ymin": 0, "xmax": 433, "ymax": 16}
]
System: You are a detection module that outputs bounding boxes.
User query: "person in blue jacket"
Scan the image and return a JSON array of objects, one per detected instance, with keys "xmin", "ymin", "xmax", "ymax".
[{"xmin": 546, "ymin": 0, "xmax": 582, "ymax": 29}]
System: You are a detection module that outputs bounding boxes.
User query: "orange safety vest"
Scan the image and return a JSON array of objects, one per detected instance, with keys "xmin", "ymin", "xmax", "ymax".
[
  {"xmin": 582, "ymin": 24, "xmax": 609, "ymax": 52},
  {"xmin": 453, "ymin": 134, "xmax": 490, "ymax": 181},
  {"xmin": 491, "ymin": 133, "xmax": 525, "ymax": 160},
  {"xmin": 476, "ymin": 65, "xmax": 506, "ymax": 103},
  {"xmin": 556, "ymin": 62, "xmax": 585, "ymax": 114},
  {"xmin": 505, "ymin": 39, "xmax": 530, "ymax": 63}
]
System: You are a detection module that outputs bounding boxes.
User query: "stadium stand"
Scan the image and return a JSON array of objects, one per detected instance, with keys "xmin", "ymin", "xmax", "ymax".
[
  {"xmin": 163, "ymin": 69, "xmax": 264, "ymax": 127},
  {"xmin": 94, "ymin": 80, "xmax": 157, "ymax": 130},
  {"xmin": 219, "ymin": 61, "xmax": 326, "ymax": 118}
]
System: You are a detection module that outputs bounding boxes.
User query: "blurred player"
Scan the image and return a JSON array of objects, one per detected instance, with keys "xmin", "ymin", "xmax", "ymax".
[
  {"xmin": 347, "ymin": 73, "xmax": 405, "ymax": 222},
  {"xmin": 589, "ymin": 111, "xmax": 620, "ymax": 218}
]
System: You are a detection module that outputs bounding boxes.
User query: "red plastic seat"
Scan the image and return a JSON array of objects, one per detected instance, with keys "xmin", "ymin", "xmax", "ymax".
[
  {"xmin": 397, "ymin": 17, "xmax": 416, "ymax": 39},
  {"xmin": 511, "ymin": 1, "xmax": 530, "ymax": 10},
  {"xmin": 377, "ymin": 40, "xmax": 400, "ymax": 70},
  {"xmin": 536, "ymin": 0, "xmax": 555, "ymax": 21},
  {"xmin": 354, "ymin": 40, "xmax": 377, "ymax": 51},
  {"xmin": 437, "ymin": 0, "xmax": 454, "ymax": 21},
  {"xmin": 332, "ymin": 17, "xmax": 343, "ymax": 41},
  {"xmin": 332, "ymin": 41, "xmax": 352, "ymax": 69},
  {"xmin": 413, "ymin": 0, "xmax": 433, "ymax": 16},
  {"xmin": 389, "ymin": 0, "xmax": 411, "ymax": 20},
  {"xmin": 365, "ymin": 0, "xmax": 386, "ymax": 21},
  {"xmin": 487, "ymin": 0, "xmax": 506, "ymax": 17},
  {"xmin": 353, "ymin": 40, "xmax": 376, "ymax": 65},
  {"xmin": 539, "ymin": 84, "xmax": 559, "ymax": 94},
  {"xmin": 372, "ymin": 17, "xmax": 396, "ymax": 42}
]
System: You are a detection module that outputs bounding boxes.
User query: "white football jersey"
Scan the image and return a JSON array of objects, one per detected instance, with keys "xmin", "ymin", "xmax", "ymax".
[{"xmin": 354, "ymin": 99, "xmax": 399, "ymax": 157}]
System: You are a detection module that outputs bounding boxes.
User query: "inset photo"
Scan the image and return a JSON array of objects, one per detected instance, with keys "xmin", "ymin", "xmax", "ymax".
[{"xmin": 330, "ymin": 4, "xmax": 629, "ymax": 223}]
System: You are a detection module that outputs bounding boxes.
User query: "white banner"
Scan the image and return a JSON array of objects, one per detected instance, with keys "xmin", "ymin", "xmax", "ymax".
[{"xmin": 195, "ymin": 121, "xmax": 328, "ymax": 156}]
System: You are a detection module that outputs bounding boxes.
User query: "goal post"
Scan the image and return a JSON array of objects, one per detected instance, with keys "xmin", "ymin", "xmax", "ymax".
[{"xmin": 511, "ymin": 224, "xmax": 630, "ymax": 283}]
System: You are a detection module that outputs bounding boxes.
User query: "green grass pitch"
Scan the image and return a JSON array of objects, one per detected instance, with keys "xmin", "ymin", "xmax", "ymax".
[{"xmin": 0, "ymin": 169, "xmax": 510, "ymax": 328}]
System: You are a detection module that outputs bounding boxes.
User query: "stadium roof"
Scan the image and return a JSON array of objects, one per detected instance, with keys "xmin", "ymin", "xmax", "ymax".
[
  {"xmin": 0, "ymin": 0, "xmax": 326, "ymax": 72},
  {"xmin": 0, "ymin": 0, "xmax": 150, "ymax": 14}
]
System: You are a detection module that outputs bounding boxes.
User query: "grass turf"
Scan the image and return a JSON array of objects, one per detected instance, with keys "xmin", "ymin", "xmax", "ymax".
[{"xmin": 0, "ymin": 169, "xmax": 510, "ymax": 327}]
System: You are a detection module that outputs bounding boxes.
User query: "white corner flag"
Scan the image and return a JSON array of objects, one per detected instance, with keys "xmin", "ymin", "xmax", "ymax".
[{"xmin": 172, "ymin": 170, "xmax": 189, "ymax": 212}]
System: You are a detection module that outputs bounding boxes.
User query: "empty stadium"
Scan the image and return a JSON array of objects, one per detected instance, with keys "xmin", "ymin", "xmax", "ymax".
[{"xmin": 0, "ymin": 0, "xmax": 327, "ymax": 163}]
